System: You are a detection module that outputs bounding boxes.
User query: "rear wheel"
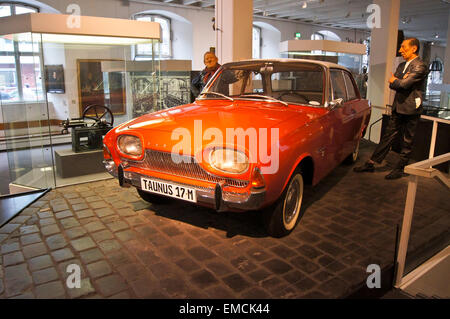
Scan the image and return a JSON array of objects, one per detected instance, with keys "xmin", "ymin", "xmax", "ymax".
[
  {"xmin": 263, "ymin": 170, "xmax": 304, "ymax": 237},
  {"xmin": 137, "ymin": 188, "xmax": 170, "ymax": 204}
]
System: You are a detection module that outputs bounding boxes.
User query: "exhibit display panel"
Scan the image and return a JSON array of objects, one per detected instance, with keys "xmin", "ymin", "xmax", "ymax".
[
  {"xmin": 0, "ymin": 13, "xmax": 161, "ymax": 194},
  {"xmin": 280, "ymin": 40, "xmax": 366, "ymax": 75}
]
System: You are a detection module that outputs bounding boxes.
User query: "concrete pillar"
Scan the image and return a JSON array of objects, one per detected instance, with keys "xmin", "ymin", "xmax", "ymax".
[
  {"xmin": 366, "ymin": 0, "xmax": 400, "ymax": 143},
  {"xmin": 441, "ymin": 11, "xmax": 450, "ymax": 109},
  {"xmin": 215, "ymin": 0, "xmax": 252, "ymax": 64}
]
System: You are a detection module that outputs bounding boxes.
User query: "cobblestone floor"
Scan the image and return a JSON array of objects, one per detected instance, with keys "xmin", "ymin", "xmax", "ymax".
[{"xmin": 0, "ymin": 141, "xmax": 448, "ymax": 299}]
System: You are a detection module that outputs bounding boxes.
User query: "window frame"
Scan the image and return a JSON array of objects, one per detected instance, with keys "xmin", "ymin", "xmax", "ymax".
[
  {"xmin": 330, "ymin": 69, "xmax": 348, "ymax": 102},
  {"xmin": 342, "ymin": 71, "xmax": 359, "ymax": 101},
  {"xmin": 252, "ymin": 25, "xmax": 262, "ymax": 59},
  {"xmin": 0, "ymin": 2, "xmax": 41, "ymax": 103},
  {"xmin": 133, "ymin": 13, "xmax": 172, "ymax": 60}
]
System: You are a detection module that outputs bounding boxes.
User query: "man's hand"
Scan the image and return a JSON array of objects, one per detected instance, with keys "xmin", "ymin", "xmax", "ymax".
[{"xmin": 389, "ymin": 72, "xmax": 397, "ymax": 84}]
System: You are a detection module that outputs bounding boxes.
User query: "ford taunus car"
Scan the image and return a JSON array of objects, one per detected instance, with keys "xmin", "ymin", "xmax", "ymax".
[{"xmin": 103, "ymin": 59, "xmax": 371, "ymax": 237}]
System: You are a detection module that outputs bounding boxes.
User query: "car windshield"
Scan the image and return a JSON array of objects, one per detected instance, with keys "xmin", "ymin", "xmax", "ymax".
[{"xmin": 199, "ymin": 61, "xmax": 325, "ymax": 106}]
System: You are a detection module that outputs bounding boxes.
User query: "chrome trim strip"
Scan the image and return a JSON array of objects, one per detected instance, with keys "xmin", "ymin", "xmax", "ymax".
[{"xmin": 122, "ymin": 170, "xmax": 265, "ymax": 212}]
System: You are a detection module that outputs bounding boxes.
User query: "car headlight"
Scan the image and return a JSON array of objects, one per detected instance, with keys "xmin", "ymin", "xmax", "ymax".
[
  {"xmin": 117, "ymin": 135, "xmax": 142, "ymax": 157},
  {"xmin": 209, "ymin": 149, "xmax": 249, "ymax": 174}
]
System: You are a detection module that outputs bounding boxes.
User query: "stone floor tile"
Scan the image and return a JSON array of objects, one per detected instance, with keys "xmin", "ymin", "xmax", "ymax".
[
  {"xmin": 4, "ymin": 264, "xmax": 32, "ymax": 297},
  {"xmin": 187, "ymin": 246, "xmax": 217, "ymax": 262},
  {"xmin": 46, "ymin": 234, "xmax": 68, "ymax": 251},
  {"xmin": 51, "ymin": 248, "xmax": 75, "ymax": 262},
  {"xmin": 55, "ymin": 210, "xmax": 73, "ymax": 219},
  {"xmin": 32, "ymin": 267, "xmax": 59, "ymax": 285},
  {"xmin": 60, "ymin": 217, "xmax": 81, "ymax": 229},
  {"xmin": 95, "ymin": 274, "xmax": 128, "ymax": 297},
  {"xmin": 39, "ymin": 218, "xmax": 56, "ymax": 226},
  {"xmin": 28, "ymin": 255, "xmax": 53, "ymax": 271},
  {"xmin": 20, "ymin": 225, "xmax": 39, "ymax": 235},
  {"xmin": 35, "ymin": 281, "xmax": 66, "ymax": 299},
  {"xmin": 98, "ymin": 239, "xmax": 122, "ymax": 253},
  {"xmin": 84, "ymin": 221, "xmax": 106, "ymax": 233},
  {"xmin": 190, "ymin": 269, "xmax": 219, "ymax": 289},
  {"xmin": 75, "ymin": 209, "xmax": 95, "ymax": 219},
  {"xmin": 1, "ymin": 242, "xmax": 20, "ymax": 254},
  {"xmin": 79, "ymin": 248, "xmax": 104, "ymax": 265},
  {"xmin": 0, "ymin": 223, "xmax": 21, "ymax": 234},
  {"xmin": 106, "ymin": 220, "xmax": 129, "ymax": 233},
  {"xmin": 262, "ymin": 258, "xmax": 293, "ymax": 275},
  {"xmin": 70, "ymin": 237, "xmax": 96, "ymax": 252},
  {"xmin": 20, "ymin": 233, "xmax": 42, "ymax": 246},
  {"xmin": 86, "ymin": 260, "xmax": 113, "ymax": 279},
  {"xmin": 67, "ymin": 278, "xmax": 96, "ymax": 299},
  {"xmin": 65, "ymin": 227, "xmax": 87, "ymax": 240},
  {"xmin": 222, "ymin": 273, "xmax": 251, "ymax": 293},
  {"xmin": 91, "ymin": 229, "xmax": 115, "ymax": 243},
  {"xmin": 22, "ymin": 242, "xmax": 48, "ymax": 259},
  {"xmin": 41, "ymin": 224, "xmax": 61, "ymax": 237},
  {"xmin": 3, "ymin": 251, "xmax": 25, "ymax": 266}
]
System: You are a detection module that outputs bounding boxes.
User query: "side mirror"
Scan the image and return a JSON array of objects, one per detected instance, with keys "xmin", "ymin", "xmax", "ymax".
[{"xmin": 328, "ymin": 98, "xmax": 344, "ymax": 109}]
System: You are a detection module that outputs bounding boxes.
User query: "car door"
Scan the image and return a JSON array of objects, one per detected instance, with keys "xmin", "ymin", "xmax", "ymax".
[
  {"xmin": 342, "ymin": 70, "xmax": 364, "ymax": 151},
  {"xmin": 324, "ymin": 69, "xmax": 356, "ymax": 164}
]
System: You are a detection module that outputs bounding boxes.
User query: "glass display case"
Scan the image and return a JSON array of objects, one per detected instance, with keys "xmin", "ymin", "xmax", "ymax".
[{"xmin": 0, "ymin": 13, "xmax": 161, "ymax": 194}]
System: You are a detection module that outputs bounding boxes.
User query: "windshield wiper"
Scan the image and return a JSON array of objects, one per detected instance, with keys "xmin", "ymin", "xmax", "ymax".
[
  {"xmin": 237, "ymin": 94, "xmax": 288, "ymax": 106},
  {"xmin": 199, "ymin": 91, "xmax": 234, "ymax": 101}
]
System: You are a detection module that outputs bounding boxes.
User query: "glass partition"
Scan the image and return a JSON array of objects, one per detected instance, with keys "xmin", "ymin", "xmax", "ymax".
[
  {"xmin": 281, "ymin": 51, "xmax": 363, "ymax": 76},
  {"xmin": 0, "ymin": 31, "xmax": 160, "ymax": 194}
]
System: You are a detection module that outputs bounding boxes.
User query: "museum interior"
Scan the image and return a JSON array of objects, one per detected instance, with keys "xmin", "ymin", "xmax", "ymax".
[{"xmin": 0, "ymin": 0, "xmax": 448, "ymax": 301}]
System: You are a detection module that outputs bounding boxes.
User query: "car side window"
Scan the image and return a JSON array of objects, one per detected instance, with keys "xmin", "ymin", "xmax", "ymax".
[
  {"xmin": 343, "ymin": 72, "xmax": 358, "ymax": 101},
  {"xmin": 330, "ymin": 70, "xmax": 347, "ymax": 101}
]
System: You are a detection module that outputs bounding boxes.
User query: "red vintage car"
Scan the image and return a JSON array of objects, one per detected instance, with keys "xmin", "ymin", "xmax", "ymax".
[{"xmin": 103, "ymin": 59, "xmax": 371, "ymax": 237}]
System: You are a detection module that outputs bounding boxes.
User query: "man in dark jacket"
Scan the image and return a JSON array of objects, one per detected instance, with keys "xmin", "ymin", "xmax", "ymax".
[
  {"xmin": 354, "ymin": 37, "xmax": 428, "ymax": 179},
  {"xmin": 191, "ymin": 51, "xmax": 221, "ymax": 97}
]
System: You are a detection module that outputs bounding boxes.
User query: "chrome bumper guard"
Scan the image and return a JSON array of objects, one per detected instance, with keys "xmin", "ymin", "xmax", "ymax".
[{"xmin": 107, "ymin": 163, "xmax": 265, "ymax": 212}]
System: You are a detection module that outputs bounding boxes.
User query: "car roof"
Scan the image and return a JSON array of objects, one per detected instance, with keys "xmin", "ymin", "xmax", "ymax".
[{"xmin": 223, "ymin": 58, "xmax": 350, "ymax": 72}]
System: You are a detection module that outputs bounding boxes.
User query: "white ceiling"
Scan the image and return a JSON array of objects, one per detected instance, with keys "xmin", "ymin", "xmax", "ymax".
[{"xmin": 132, "ymin": 0, "xmax": 450, "ymax": 45}]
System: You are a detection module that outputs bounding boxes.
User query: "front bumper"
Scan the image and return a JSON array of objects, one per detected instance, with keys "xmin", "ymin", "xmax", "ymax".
[{"xmin": 104, "ymin": 159, "xmax": 265, "ymax": 212}]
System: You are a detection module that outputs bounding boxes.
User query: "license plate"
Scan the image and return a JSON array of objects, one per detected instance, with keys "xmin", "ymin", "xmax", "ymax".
[{"xmin": 140, "ymin": 177, "xmax": 197, "ymax": 203}]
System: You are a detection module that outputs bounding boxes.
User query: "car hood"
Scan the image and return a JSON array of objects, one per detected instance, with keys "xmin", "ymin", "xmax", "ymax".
[{"xmin": 116, "ymin": 100, "xmax": 318, "ymax": 133}]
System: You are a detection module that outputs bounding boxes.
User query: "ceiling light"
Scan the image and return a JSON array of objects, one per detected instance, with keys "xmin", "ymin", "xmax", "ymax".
[
  {"xmin": 302, "ymin": 1, "xmax": 308, "ymax": 9},
  {"xmin": 401, "ymin": 17, "xmax": 411, "ymax": 24},
  {"xmin": 434, "ymin": 33, "xmax": 439, "ymax": 38}
]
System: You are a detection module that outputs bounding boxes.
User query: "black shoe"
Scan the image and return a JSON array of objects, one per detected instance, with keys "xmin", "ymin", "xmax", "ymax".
[
  {"xmin": 385, "ymin": 169, "xmax": 405, "ymax": 180},
  {"xmin": 353, "ymin": 161, "xmax": 375, "ymax": 173}
]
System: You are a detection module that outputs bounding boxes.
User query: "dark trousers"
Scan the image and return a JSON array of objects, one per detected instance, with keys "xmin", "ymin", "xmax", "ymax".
[{"xmin": 371, "ymin": 111, "xmax": 420, "ymax": 169}]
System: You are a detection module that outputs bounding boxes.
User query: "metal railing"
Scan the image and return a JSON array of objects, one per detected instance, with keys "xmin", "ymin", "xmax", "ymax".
[{"xmin": 394, "ymin": 115, "xmax": 450, "ymax": 287}]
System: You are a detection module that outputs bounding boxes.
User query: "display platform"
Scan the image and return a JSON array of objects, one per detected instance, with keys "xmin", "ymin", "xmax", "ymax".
[
  {"xmin": 0, "ymin": 188, "xmax": 50, "ymax": 227},
  {"xmin": 55, "ymin": 149, "xmax": 106, "ymax": 178}
]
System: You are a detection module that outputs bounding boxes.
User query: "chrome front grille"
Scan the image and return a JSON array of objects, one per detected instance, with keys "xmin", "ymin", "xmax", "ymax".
[{"xmin": 126, "ymin": 149, "xmax": 249, "ymax": 188}]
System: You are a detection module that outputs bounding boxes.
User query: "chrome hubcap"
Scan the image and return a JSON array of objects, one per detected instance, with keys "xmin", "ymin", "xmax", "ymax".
[{"xmin": 283, "ymin": 174, "xmax": 303, "ymax": 230}]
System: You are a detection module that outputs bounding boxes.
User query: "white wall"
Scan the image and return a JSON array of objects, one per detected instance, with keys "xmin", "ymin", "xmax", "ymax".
[
  {"xmin": 37, "ymin": 0, "xmax": 370, "ymax": 69},
  {"xmin": 3, "ymin": 0, "xmax": 373, "ymax": 126}
]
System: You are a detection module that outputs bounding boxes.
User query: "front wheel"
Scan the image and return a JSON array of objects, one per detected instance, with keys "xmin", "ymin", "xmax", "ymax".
[
  {"xmin": 263, "ymin": 171, "xmax": 304, "ymax": 237},
  {"xmin": 137, "ymin": 188, "xmax": 170, "ymax": 204}
]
